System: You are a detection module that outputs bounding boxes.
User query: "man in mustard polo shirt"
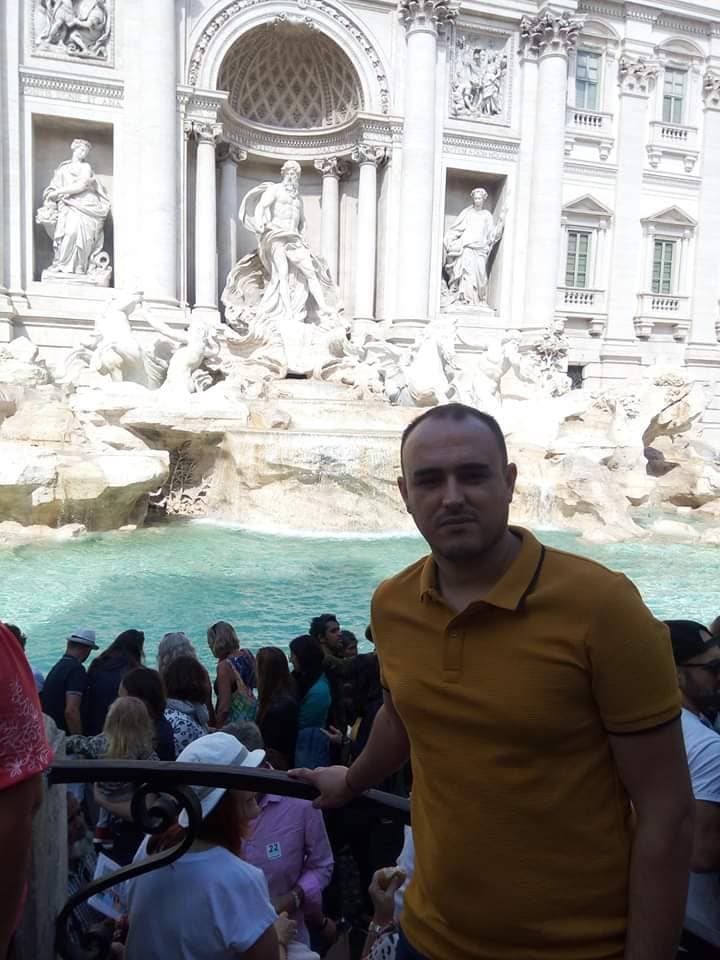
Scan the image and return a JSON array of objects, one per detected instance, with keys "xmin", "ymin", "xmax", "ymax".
[{"xmin": 292, "ymin": 403, "xmax": 693, "ymax": 960}]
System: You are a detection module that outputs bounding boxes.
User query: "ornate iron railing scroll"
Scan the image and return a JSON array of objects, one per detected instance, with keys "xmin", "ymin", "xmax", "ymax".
[{"xmin": 50, "ymin": 759, "xmax": 410, "ymax": 959}]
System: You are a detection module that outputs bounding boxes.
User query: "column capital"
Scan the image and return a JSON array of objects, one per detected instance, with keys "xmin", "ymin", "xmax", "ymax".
[
  {"xmin": 519, "ymin": 9, "xmax": 582, "ymax": 60},
  {"xmin": 398, "ymin": 0, "xmax": 459, "ymax": 35},
  {"xmin": 185, "ymin": 120, "xmax": 223, "ymax": 144},
  {"xmin": 703, "ymin": 70, "xmax": 720, "ymax": 110},
  {"xmin": 313, "ymin": 157, "xmax": 351, "ymax": 179},
  {"xmin": 617, "ymin": 56, "xmax": 659, "ymax": 97},
  {"xmin": 351, "ymin": 144, "xmax": 388, "ymax": 166},
  {"xmin": 216, "ymin": 143, "xmax": 247, "ymax": 165}
]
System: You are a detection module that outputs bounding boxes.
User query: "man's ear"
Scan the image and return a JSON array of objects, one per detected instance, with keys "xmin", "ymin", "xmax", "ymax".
[
  {"xmin": 505, "ymin": 462, "xmax": 518, "ymax": 500},
  {"xmin": 397, "ymin": 475, "xmax": 410, "ymax": 512}
]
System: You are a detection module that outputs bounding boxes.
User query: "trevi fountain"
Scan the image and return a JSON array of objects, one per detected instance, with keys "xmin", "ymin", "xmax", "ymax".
[{"xmin": 2, "ymin": 0, "xmax": 720, "ymax": 649}]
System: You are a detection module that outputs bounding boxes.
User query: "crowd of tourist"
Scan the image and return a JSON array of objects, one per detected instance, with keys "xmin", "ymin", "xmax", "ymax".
[
  {"xmin": 1, "ymin": 610, "xmax": 405, "ymax": 960},
  {"xmin": 3, "ymin": 402, "xmax": 720, "ymax": 960}
]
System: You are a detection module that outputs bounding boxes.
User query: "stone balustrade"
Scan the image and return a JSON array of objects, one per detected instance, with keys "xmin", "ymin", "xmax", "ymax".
[{"xmin": 647, "ymin": 121, "xmax": 699, "ymax": 172}]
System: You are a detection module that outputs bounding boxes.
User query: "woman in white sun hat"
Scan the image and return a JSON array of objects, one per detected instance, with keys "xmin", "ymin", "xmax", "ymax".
[{"xmin": 125, "ymin": 732, "xmax": 296, "ymax": 959}]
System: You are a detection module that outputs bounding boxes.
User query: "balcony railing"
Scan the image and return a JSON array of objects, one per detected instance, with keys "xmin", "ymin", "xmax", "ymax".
[
  {"xmin": 49, "ymin": 759, "xmax": 410, "ymax": 960},
  {"xmin": 647, "ymin": 121, "xmax": 699, "ymax": 172},
  {"xmin": 566, "ymin": 106, "xmax": 612, "ymax": 133},
  {"xmin": 634, "ymin": 292, "xmax": 691, "ymax": 339}
]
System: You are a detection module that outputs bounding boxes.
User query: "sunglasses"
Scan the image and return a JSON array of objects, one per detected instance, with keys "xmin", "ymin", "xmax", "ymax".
[{"xmin": 683, "ymin": 660, "xmax": 720, "ymax": 676}]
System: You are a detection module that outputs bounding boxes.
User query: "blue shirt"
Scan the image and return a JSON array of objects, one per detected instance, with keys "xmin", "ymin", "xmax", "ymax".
[{"xmin": 298, "ymin": 674, "xmax": 331, "ymax": 729}]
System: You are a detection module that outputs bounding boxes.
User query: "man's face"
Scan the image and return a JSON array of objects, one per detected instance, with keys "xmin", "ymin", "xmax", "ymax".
[
  {"xmin": 679, "ymin": 636, "xmax": 720, "ymax": 713},
  {"xmin": 398, "ymin": 416, "xmax": 516, "ymax": 564},
  {"xmin": 325, "ymin": 620, "xmax": 342, "ymax": 652}
]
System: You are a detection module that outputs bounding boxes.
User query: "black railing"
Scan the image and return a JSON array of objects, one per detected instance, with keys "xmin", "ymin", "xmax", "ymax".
[{"xmin": 49, "ymin": 760, "xmax": 410, "ymax": 960}]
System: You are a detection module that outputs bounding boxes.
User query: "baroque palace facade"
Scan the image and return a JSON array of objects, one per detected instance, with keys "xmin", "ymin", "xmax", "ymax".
[{"xmin": 1, "ymin": 0, "xmax": 720, "ymax": 402}]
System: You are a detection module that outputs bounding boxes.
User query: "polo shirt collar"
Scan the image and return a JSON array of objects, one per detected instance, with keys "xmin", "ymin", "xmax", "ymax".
[{"xmin": 419, "ymin": 526, "xmax": 544, "ymax": 612}]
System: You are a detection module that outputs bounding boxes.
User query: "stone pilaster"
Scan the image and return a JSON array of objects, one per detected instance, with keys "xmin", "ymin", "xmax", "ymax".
[
  {"xmin": 521, "ymin": 9, "xmax": 582, "ymax": 330},
  {"xmin": 688, "ymin": 70, "xmax": 720, "ymax": 356},
  {"xmin": 395, "ymin": 0, "xmax": 458, "ymax": 324},
  {"xmin": 603, "ymin": 56, "xmax": 658, "ymax": 366},
  {"xmin": 314, "ymin": 157, "xmax": 350, "ymax": 283},
  {"xmin": 217, "ymin": 143, "xmax": 247, "ymax": 301},
  {"xmin": 351, "ymin": 145, "xmax": 387, "ymax": 322},
  {"xmin": 188, "ymin": 121, "xmax": 223, "ymax": 316}
]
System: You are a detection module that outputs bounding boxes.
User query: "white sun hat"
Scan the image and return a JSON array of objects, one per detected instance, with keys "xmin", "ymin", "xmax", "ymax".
[{"xmin": 177, "ymin": 732, "xmax": 265, "ymax": 827}]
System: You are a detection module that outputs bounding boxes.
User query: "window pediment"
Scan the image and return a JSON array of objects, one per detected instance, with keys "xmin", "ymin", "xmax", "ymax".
[
  {"xmin": 562, "ymin": 195, "xmax": 613, "ymax": 222},
  {"xmin": 642, "ymin": 205, "xmax": 697, "ymax": 230}
]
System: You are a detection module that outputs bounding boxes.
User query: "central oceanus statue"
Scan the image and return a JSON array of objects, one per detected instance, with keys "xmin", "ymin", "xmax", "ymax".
[{"xmin": 221, "ymin": 160, "xmax": 344, "ymax": 376}]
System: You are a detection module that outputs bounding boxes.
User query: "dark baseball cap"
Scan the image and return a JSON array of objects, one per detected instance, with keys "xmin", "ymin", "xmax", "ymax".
[{"xmin": 665, "ymin": 620, "xmax": 717, "ymax": 665}]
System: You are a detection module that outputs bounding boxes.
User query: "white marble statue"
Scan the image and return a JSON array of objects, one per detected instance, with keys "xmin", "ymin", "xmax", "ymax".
[
  {"xmin": 452, "ymin": 41, "xmax": 508, "ymax": 119},
  {"xmin": 36, "ymin": 138, "xmax": 112, "ymax": 285},
  {"xmin": 161, "ymin": 317, "xmax": 222, "ymax": 395},
  {"xmin": 37, "ymin": 0, "xmax": 111, "ymax": 59},
  {"xmin": 442, "ymin": 188, "xmax": 504, "ymax": 306},
  {"xmin": 222, "ymin": 160, "xmax": 343, "ymax": 375},
  {"xmin": 58, "ymin": 291, "xmax": 166, "ymax": 388}
]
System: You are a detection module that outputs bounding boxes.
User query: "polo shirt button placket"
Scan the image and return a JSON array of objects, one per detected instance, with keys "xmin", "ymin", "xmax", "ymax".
[{"xmin": 444, "ymin": 626, "xmax": 463, "ymax": 682}]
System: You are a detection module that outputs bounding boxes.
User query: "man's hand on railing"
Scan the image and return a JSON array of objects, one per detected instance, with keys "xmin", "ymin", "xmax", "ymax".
[{"xmin": 288, "ymin": 764, "xmax": 356, "ymax": 809}]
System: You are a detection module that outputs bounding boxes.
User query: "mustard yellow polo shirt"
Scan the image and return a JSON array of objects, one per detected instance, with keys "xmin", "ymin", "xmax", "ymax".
[{"xmin": 371, "ymin": 527, "xmax": 681, "ymax": 960}]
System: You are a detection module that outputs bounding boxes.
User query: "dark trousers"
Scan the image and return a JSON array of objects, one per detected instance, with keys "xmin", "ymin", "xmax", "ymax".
[{"xmin": 396, "ymin": 928, "xmax": 429, "ymax": 960}]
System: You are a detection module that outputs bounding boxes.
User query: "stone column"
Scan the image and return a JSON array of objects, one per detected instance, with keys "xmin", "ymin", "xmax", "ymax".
[
  {"xmin": 521, "ymin": 9, "xmax": 582, "ymax": 330},
  {"xmin": 690, "ymin": 71, "xmax": 720, "ymax": 347},
  {"xmin": 604, "ymin": 58, "xmax": 658, "ymax": 351},
  {"xmin": 395, "ymin": 0, "xmax": 457, "ymax": 324},
  {"xmin": 351, "ymin": 145, "xmax": 386, "ymax": 322},
  {"xmin": 188, "ymin": 121, "xmax": 222, "ymax": 316},
  {"xmin": 313, "ymin": 157, "xmax": 349, "ymax": 282},
  {"xmin": 138, "ymin": 0, "xmax": 179, "ymax": 305},
  {"xmin": 217, "ymin": 144, "xmax": 246, "ymax": 301}
]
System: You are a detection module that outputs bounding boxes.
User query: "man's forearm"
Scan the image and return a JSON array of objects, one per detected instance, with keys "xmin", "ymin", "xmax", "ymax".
[
  {"xmin": 345, "ymin": 705, "xmax": 410, "ymax": 795},
  {"xmin": 64, "ymin": 708, "xmax": 82, "ymax": 735},
  {"xmin": 624, "ymin": 810, "xmax": 693, "ymax": 960}
]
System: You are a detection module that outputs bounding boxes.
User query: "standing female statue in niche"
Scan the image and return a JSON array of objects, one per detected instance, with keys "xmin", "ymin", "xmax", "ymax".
[
  {"xmin": 36, "ymin": 138, "xmax": 112, "ymax": 284},
  {"xmin": 442, "ymin": 187, "xmax": 504, "ymax": 306}
]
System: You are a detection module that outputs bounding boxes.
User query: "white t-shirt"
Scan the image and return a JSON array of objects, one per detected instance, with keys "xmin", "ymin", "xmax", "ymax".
[
  {"xmin": 681, "ymin": 708, "xmax": 720, "ymax": 946},
  {"xmin": 125, "ymin": 842, "xmax": 277, "ymax": 959}
]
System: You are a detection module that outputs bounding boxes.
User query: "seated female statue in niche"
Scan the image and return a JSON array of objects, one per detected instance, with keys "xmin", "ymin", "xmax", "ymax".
[
  {"xmin": 36, "ymin": 138, "xmax": 112, "ymax": 285},
  {"xmin": 442, "ymin": 188, "xmax": 504, "ymax": 306}
]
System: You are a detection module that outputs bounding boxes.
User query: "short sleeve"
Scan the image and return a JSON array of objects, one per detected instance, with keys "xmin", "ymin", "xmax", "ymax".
[
  {"xmin": 370, "ymin": 592, "xmax": 389, "ymax": 692},
  {"xmin": 66, "ymin": 663, "xmax": 88, "ymax": 697},
  {"xmin": 0, "ymin": 622, "xmax": 52, "ymax": 790},
  {"xmin": 586, "ymin": 574, "xmax": 681, "ymax": 734},
  {"xmin": 683, "ymin": 718, "xmax": 720, "ymax": 803},
  {"xmin": 224, "ymin": 862, "xmax": 278, "ymax": 952}
]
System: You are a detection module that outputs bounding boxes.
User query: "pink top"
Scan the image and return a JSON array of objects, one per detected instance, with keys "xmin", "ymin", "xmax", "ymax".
[
  {"xmin": 243, "ymin": 793, "xmax": 334, "ymax": 945},
  {"xmin": 0, "ymin": 621, "xmax": 52, "ymax": 791}
]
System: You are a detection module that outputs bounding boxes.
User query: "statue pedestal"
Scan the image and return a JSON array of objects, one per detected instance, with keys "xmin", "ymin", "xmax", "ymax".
[{"xmin": 40, "ymin": 267, "xmax": 112, "ymax": 288}]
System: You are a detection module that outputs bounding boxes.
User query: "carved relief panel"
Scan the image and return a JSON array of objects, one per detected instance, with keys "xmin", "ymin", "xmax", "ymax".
[
  {"xmin": 450, "ymin": 31, "xmax": 511, "ymax": 123},
  {"xmin": 32, "ymin": 0, "xmax": 113, "ymax": 64}
]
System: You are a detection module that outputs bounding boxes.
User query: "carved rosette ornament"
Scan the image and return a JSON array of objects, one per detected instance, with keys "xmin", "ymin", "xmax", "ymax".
[
  {"xmin": 617, "ymin": 57, "xmax": 659, "ymax": 96},
  {"xmin": 702, "ymin": 70, "xmax": 720, "ymax": 110},
  {"xmin": 519, "ymin": 9, "xmax": 582, "ymax": 59},
  {"xmin": 398, "ymin": 0, "xmax": 459, "ymax": 34},
  {"xmin": 313, "ymin": 157, "xmax": 351, "ymax": 179},
  {"xmin": 351, "ymin": 144, "xmax": 387, "ymax": 166}
]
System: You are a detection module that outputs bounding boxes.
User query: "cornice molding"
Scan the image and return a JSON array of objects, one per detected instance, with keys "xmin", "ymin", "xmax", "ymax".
[
  {"xmin": 564, "ymin": 159, "xmax": 618, "ymax": 178},
  {"xmin": 19, "ymin": 67, "xmax": 124, "ymax": 106},
  {"xmin": 442, "ymin": 131, "xmax": 520, "ymax": 159}
]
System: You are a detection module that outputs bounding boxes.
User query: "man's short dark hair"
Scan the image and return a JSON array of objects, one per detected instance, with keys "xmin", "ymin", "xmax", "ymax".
[
  {"xmin": 400, "ymin": 403, "xmax": 508, "ymax": 472},
  {"xmin": 309, "ymin": 614, "xmax": 338, "ymax": 641}
]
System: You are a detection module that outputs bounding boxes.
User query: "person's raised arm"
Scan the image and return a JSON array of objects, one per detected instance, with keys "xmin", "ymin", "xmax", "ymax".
[
  {"xmin": 290, "ymin": 686, "xmax": 410, "ymax": 808},
  {"xmin": 610, "ymin": 720, "xmax": 694, "ymax": 960}
]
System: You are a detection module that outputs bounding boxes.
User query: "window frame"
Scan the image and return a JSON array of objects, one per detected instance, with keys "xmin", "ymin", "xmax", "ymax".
[
  {"xmin": 651, "ymin": 238, "xmax": 676, "ymax": 295},
  {"xmin": 662, "ymin": 67, "xmax": 687, "ymax": 125},
  {"xmin": 565, "ymin": 229, "xmax": 592, "ymax": 289},
  {"xmin": 575, "ymin": 49, "xmax": 602, "ymax": 112}
]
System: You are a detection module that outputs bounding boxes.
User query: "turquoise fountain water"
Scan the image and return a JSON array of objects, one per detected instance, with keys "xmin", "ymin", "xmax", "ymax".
[{"xmin": 1, "ymin": 520, "xmax": 718, "ymax": 673}]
